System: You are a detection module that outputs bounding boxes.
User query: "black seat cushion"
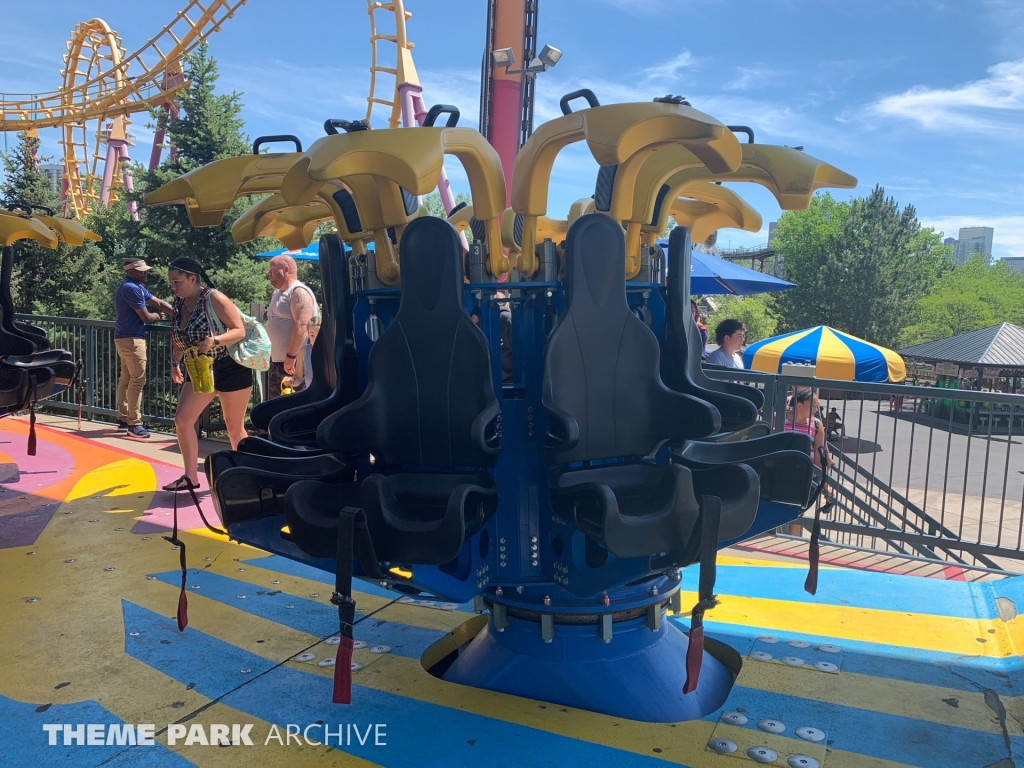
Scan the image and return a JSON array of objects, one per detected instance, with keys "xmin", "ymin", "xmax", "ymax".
[
  {"xmin": 206, "ymin": 449, "xmax": 352, "ymax": 527},
  {"xmin": 550, "ymin": 463, "xmax": 700, "ymax": 559},
  {"xmin": 542, "ymin": 214, "xmax": 720, "ymax": 465},
  {"xmin": 675, "ymin": 431, "xmax": 816, "ymax": 508},
  {"xmin": 318, "ymin": 216, "xmax": 500, "ymax": 466},
  {"xmin": 286, "ymin": 472, "xmax": 497, "ymax": 565},
  {"xmin": 234, "ymin": 435, "xmax": 325, "ymax": 458},
  {"xmin": 662, "ymin": 226, "xmax": 763, "ymax": 424}
]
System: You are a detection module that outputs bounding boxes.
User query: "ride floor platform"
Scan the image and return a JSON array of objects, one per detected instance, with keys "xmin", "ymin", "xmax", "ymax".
[{"xmin": 1, "ymin": 417, "xmax": 1022, "ymax": 768}]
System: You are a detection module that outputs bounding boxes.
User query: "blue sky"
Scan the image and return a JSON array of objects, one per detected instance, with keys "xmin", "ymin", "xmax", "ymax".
[{"xmin": 3, "ymin": 0, "xmax": 1023, "ymax": 256}]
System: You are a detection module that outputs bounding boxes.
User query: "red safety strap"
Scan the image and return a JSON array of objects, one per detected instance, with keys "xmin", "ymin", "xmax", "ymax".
[{"xmin": 684, "ymin": 495, "xmax": 721, "ymax": 695}]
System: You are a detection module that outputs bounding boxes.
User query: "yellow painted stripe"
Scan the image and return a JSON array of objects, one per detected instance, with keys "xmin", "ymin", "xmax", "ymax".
[
  {"xmin": 678, "ymin": 590, "xmax": 1022, "ymax": 658},
  {"xmin": 749, "ymin": 328, "xmax": 816, "ymax": 373},
  {"xmin": 816, "ymin": 327, "xmax": 856, "ymax": 380},
  {"xmin": 739, "ymin": 660, "xmax": 1024, "ymax": 738}
]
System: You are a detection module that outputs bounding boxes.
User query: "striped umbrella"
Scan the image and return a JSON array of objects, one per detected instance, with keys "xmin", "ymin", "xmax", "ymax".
[{"xmin": 743, "ymin": 326, "xmax": 906, "ymax": 382}]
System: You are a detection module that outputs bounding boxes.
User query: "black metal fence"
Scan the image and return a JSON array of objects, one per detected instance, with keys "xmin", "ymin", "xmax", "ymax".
[
  {"xmin": 705, "ymin": 369, "xmax": 1024, "ymax": 572},
  {"xmin": 21, "ymin": 314, "xmax": 261, "ymax": 432}
]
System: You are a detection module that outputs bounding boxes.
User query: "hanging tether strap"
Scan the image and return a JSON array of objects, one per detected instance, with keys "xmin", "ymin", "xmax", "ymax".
[
  {"xmin": 162, "ymin": 487, "xmax": 189, "ymax": 631},
  {"xmin": 804, "ymin": 445, "xmax": 834, "ymax": 596},
  {"xmin": 162, "ymin": 480, "xmax": 227, "ymax": 632},
  {"xmin": 683, "ymin": 495, "xmax": 721, "ymax": 695},
  {"xmin": 332, "ymin": 506, "xmax": 385, "ymax": 705}
]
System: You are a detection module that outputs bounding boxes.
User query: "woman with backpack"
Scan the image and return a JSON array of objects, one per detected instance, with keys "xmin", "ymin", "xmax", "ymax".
[{"xmin": 163, "ymin": 257, "xmax": 253, "ymax": 492}]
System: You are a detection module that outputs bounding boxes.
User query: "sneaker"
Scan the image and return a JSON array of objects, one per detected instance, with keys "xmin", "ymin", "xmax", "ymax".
[
  {"xmin": 116, "ymin": 421, "xmax": 129, "ymax": 430},
  {"xmin": 125, "ymin": 424, "xmax": 150, "ymax": 439}
]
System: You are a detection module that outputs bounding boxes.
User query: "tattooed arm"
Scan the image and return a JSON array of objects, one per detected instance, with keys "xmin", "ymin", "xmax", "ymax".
[{"xmin": 284, "ymin": 285, "xmax": 315, "ymax": 376}]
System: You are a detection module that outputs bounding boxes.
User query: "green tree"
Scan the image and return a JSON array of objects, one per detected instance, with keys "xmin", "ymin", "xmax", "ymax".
[
  {"xmin": 0, "ymin": 131, "xmax": 105, "ymax": 317},
  {"xmin": 772, "ymin": 186, "xmax": 949, "ymax": 346},
  {"xmin": 903, "ymin": 254, "xmax": 1024, "ymax": 345},
  {"xmin": 108, "ymin": 41, "xmax": 274, "ymax": 307},
  {"xmin": 706, "ymin": 293, "xmax": 778, "ymax": 345}
]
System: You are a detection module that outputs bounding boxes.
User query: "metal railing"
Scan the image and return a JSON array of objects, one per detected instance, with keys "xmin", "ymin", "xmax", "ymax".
[
  {"xmin": 20, "ymin": 314, "xmax": 261, "ymax": 433},
  {"xmin": 706, "ymin": 368, "xmax": 1024, "ymax": 571}
]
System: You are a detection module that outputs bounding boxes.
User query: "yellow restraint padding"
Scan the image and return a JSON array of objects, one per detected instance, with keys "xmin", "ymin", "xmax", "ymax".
[
  {"xmin": 281, "ymin": 127, "xmax": 507, "ymax": 281},
  {"xmin": 509, "ymin": 102, "xmax": 741, "ymax": 278},
  {"xmin": 643, "ymin": 145, "xmax": 858, "ymax": 238},
  {"xmin": 143, "ymin": 152, "xmax": 302, "ymax": 228},
  {"xmin": 231, "ymin": 193, "xmax": 334, "ymax": 251},
  {"xmin": 644, "ymin": 183, "xmax": 762, "ymax": 245},
  {"xmin": 0, "ymin": 211, "xmax": 59, "ymax": 248},
  {"xmin": 33, "ymin": 216, "xmax": 101, "ymax": 247}
]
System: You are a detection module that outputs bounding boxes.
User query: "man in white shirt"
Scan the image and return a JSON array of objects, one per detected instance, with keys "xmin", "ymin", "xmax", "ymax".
[
  {"xmin": 705, "ymin": 319, "xmax": 746, "ymax": 369},
  {"xmin": 265, "ymin": 255, "xmax": 319, "ymax": 398}
]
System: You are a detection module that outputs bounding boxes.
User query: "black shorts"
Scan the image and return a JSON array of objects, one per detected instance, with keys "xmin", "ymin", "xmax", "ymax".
[{"xmin": 212, "ymin": 355, "xmax": 253, "ymax": 392}]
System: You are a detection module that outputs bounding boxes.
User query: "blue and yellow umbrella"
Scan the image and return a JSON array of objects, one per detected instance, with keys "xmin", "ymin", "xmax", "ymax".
[{"xmin": 743, "ymin": 326, "xmax": 906, "ymax": 382}]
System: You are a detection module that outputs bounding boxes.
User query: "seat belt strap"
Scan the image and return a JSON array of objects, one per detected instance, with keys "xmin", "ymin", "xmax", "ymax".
[
  {"xmin": 331, "ymin": 506, "xmax": 385, "ymax": 705},
  {"xmin": 684, "ymin": 494, "xmax": 721, "ymax": 695},
  {"xmin": 805, "ymin": 445, "xmax": 834, "ymax": 595}
]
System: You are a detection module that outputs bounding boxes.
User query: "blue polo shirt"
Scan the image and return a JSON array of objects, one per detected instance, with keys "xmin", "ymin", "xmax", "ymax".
[{"xmin": 114, "ymin": 279, "xmax": 154, "ymax": 339}]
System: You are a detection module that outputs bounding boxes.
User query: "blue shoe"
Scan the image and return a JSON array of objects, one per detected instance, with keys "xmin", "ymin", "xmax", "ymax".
[{"xmin": 125, "ymin": 424, "xmax": 150, "ymax": 439}]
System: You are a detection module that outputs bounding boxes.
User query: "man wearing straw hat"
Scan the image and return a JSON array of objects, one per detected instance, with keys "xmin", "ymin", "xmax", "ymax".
[{"xmin": 113, "ymin": 258, "xmax": 174, "ymax": 439}]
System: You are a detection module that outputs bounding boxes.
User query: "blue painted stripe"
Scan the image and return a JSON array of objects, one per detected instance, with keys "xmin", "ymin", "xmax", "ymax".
[
  {"xmin": 682, "ymin": 564, "xmax": 998, "ymax": 619},
  {"xmin": 0, "ymin": 692, "xmax": 196, "ymax": 768},
  {"xmin": 150, "ymin": 571, "xmax": 445, "ymax": 658},
  {"xmin": 671, "ymin": 617, "xmax": 1024, "ymax": 696},
  {"xmin": 705, "ymin": 685, "xmax": 1024, "ymax": 768},
  {"xmin": 123, "ymin": 601, "xmax": 677, "ymax": 768}
]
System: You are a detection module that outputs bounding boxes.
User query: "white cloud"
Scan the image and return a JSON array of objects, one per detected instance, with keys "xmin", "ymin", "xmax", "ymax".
[
  {"xmin": 919, "ymin": 215, "xmax": 1024, "ymax": 258},
  {"xmin": 868, "ymin": 58, "xmax": 1024, "ymax": 134}
]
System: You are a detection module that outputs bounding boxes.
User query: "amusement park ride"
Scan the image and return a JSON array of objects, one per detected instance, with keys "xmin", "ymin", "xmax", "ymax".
[
  {"xmin": 3, "ymin": 2, "xmax": 1022, "ymax": 766},
  {"xmin": 139, "ymin": 0, "xmax": 860, "ymax": 724}
]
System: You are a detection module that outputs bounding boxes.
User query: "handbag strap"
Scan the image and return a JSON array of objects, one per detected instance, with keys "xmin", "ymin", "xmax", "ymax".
[{"xmin": 203, "ymin": 288, "xmax": 228, "ymax": 337}]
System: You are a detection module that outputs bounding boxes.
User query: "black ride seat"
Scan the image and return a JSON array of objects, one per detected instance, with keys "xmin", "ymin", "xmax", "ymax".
[
  {"xmin": 662, "ymin": 226, "xmax": 764, "ymax": 421},
  {"xmin": 543, "ymin": 213, "xmax": 758, "ymax": 561},
  {"xmin": 662, "ymin": 225, "xmax": 818, "ymax": 509},
  {"xmin": 286, "ymin": 215, "xmax": 500, "ymax": 567}
]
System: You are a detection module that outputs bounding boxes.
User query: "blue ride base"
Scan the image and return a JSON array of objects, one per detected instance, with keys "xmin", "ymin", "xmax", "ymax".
[{"xmin": 443, "ymin": 600, "xmax": 735, "ymax": 723}]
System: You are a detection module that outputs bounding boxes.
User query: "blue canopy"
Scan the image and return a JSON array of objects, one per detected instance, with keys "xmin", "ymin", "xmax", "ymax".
[
  {"xmin": 656, "ymin": 241, "xmax": 796, "ymax": 295},
  {"xmin": 254, "ymin": 245, "xmax": 319, "ymax": 262}
]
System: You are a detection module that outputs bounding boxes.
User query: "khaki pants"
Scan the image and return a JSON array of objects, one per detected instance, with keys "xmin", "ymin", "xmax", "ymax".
[{"xmin": 114, "ymin": 337, "xmax": 147, "ymax": 426}]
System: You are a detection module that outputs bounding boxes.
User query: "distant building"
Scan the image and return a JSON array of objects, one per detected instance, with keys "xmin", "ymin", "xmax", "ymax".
[
  {"xmin": 943, "ymin": 237, "xmax": 956, "ymax": 246},
  {"xmin": 38, "ymin": 164, "xmax": 63, "ymax": 193},
  {"xmin": 951, "ymin": 226, "xmax": 994, "ymax": 266},
  {"xmin": 1002, "ymin": 257, "xmax": 1024, "ymax": 275}
]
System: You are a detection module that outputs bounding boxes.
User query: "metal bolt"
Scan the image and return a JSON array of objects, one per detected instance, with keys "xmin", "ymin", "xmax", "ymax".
[
  {"xmin": 495, "ymin": 586, "xmax": 503, "ymax": 596},
  {"xmin": 26, "ymin": 551, "xmax": 36, "ymax": 556},
  {"xmin": 516, "ymin": 586, "xmax": 524, "ymax": 594},
  {"xmin": 499, "ymin": 537, "xmax": 506, "ymax": 544},
  {"xmin": 543, "ymin": 595, "xmax": 551, "ymax": 606},
  {"xmin": 65, "ymin": 559, "xmax": 75, "ymax": 564},
  {"xmin": 105, "ymin": 567, "xmax": 115, "ymax": 572},
  {"xmin": 530, "ymin": 537, "xmax": 538, "ymax": 544},
  {"xmin": 651, "ymin": 585, "xmax": 659, "ymax": 596},
  {"xmin": 142, "ymin": 536, "xmax": 150, "ymax": 540}
]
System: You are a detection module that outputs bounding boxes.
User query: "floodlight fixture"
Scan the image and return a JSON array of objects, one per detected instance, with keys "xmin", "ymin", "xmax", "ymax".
[
  {"xmin": 492, "ymin": 48, "xmax": 515, "ymax": 68},
  {"xmin": 494, "ymin": 44, "xmax": 562, "ymax": 75},
  {"xmin": 538, "ymin": 44, "xmax": 562, "ymax": 69}
]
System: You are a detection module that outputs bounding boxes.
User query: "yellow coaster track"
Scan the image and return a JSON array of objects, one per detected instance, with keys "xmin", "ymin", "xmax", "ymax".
[
  {"xmin": 366, "ymin": 0, "xmax": 420, "ymax": 129},
  {"xmin": 0, "ymin": 0, "xmax": 247, "ymax": 218}
]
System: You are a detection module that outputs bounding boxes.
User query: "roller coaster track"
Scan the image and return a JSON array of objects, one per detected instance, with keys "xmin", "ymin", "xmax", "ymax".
[
  {"xmin": 366, "ymin": 0, "xmax": 419, "ymax": 129},
  {"xmin": 0, "ymin": 0, "xmax": 247, "ymax": 218},
  {"xmin": 366, "ymin": 0, "xmax": 457, "ymax": 215}
]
